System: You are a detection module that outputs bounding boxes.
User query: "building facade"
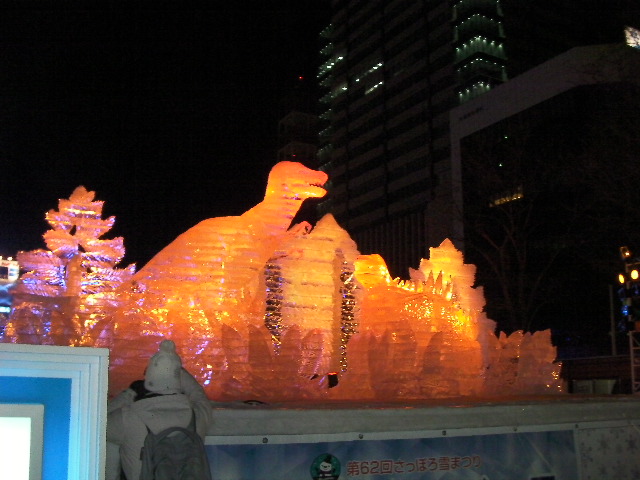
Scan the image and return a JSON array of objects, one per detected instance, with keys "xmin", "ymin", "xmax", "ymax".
[
  {"xmin": 316, "ymin": 0, "xmax": 638, "ymax": 277},
  {"xmin": 450, "ymin": 43, "xmax": 640, "ymax": 342}
]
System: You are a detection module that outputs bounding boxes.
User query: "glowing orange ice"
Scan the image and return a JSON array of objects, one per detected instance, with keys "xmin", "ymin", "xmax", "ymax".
[{"xmin": 3, "ymin": 163, "xmax": 563, "ymax": 402}]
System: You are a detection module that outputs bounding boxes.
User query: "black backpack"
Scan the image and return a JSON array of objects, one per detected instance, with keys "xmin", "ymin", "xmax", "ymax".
[{"xmin": 139, "ymin": 410, "xmax": 212, "ymax": 480}]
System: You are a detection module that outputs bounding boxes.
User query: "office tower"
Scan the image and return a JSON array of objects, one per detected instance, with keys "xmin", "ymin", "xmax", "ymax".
[
  {"xmin": 316, "ymin": 0, "xmax": 638, "ymax": 277},
  {"xmin": 277, "ymin": 77, "xmax": 323, "ymax": 227},
  {"xmin": 450, "ymin": 42, "xmax": 640, "ymax": 340},
  {"xmin": 278, "ymin": 77, "xmax": 320, "ymax": 168}
]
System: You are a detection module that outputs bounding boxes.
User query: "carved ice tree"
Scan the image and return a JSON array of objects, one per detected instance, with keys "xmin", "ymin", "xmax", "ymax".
[{"xmin": 4, "ymin": 186, "xmax": 135, "ymax": 345}]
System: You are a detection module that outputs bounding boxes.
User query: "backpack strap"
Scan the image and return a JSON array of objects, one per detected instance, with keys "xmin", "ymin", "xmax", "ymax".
[{"xmin": 187, "ymin": 408, "xmax": 196, "ymax": 432}]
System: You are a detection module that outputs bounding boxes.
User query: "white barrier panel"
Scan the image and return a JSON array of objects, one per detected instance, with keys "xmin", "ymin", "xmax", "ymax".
[{"xmin": 0, "ymin": 344, "xmax": 109, "ymax": 480}]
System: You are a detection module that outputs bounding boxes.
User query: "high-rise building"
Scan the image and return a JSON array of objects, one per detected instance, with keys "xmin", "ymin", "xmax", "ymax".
[
  {"xmin": 450, "ymin": 42, "xmax": 640, "ymax": 340},
  {"xmin": 278, "ymin": 77, "xmax": 320, "ymax": 168},
  {"xmin": 277, "ymin": 77, "xmax": 323, "ymax": 226},
  {"xmin": 316, "ymin": 0, "xmax": 639, "ymax": 276}
]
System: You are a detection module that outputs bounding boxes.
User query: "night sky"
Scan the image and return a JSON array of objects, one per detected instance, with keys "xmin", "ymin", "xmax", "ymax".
[{"xmin": 0, "ymin": 1, "xmax": 331, "ymax": 268}]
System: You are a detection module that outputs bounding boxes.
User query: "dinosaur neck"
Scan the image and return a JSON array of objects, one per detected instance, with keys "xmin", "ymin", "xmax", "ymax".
[{"xmin": 242, "ymin": 197, "xmax": 304, "ymax": 237}]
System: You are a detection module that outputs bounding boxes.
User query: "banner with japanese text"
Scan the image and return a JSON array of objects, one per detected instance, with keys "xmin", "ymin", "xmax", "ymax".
[{"xmin": 206, "ymin": 429, "xmax": 577, "ymax": 479}]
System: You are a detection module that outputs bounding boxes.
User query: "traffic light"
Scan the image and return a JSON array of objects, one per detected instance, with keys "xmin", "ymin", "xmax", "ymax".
[
  {"xmin": 619, "ymin": 267, "xmax": 640, "ymax": 284},
  {"xmin": 618, "ymin": 247, "xmax": 640, "ymax": 331}
]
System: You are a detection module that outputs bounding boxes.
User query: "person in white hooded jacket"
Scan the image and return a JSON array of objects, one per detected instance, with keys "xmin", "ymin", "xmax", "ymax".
[{"xmin": 106, "ymin": 339, "xmax": 213, "ymax": 480}]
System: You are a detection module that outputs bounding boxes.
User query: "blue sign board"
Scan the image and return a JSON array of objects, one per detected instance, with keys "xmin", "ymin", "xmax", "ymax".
[{"xmin": 206, "ymin": 429, "xmax": 577, "ymax": 480}]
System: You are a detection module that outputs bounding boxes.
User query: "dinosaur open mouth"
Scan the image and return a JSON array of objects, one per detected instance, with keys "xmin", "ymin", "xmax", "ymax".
[
  {"xmin": 306, "ymin": 174, "xmax": 328, "ymax": 198},
  {"xmin": 307, "ymin": 181, "xmax": 327, "ymax": 197},
  {"xmin": 285, "ymin": 182, "xmax": 326, "ymax": 200}
]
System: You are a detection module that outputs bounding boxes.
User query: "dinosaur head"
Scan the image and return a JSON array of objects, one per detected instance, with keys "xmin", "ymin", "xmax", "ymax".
[{"xmin": 264, "ymin": 161, "xmax": 328, "ymax": 202}]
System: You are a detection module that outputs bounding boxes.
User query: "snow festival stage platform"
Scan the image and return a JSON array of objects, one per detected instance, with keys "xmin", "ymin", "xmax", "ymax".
[{"xmin": 204, "ymin": 395, "xmax": 640, "ymax": 479}]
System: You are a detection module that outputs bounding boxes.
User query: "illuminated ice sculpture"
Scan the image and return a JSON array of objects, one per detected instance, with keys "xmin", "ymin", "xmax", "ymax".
[{"xmin": 2, "ymin": 162, "xmax": 563, "ymax": 402}]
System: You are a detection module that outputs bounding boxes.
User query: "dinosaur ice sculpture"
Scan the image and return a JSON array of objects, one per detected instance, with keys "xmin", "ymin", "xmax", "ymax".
[
  {"xmin": 2, "ymin": 162, "xmax": 564, "ymax": 402},
  {"xmin": 127, "ymin": 161, "xmax": 328, "ymax": 324}
]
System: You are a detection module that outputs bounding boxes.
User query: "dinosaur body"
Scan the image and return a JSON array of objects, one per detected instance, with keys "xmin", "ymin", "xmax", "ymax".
[
  {"xmin": 106, "ymin": 162, "xmax": 328, "ymax": 394},
  {"xmin": 130, "ymin": 161, "xmax": 328, "ymax": 318}
]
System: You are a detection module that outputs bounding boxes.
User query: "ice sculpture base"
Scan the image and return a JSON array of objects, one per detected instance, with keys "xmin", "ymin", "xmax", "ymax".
[
  {"xmin": 204, "ymin": 395, "xmax": 640, "ymax": 479},
  {"xmin": 205, "ymin": 394, "xmax": 640, "ymax": 436}
]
